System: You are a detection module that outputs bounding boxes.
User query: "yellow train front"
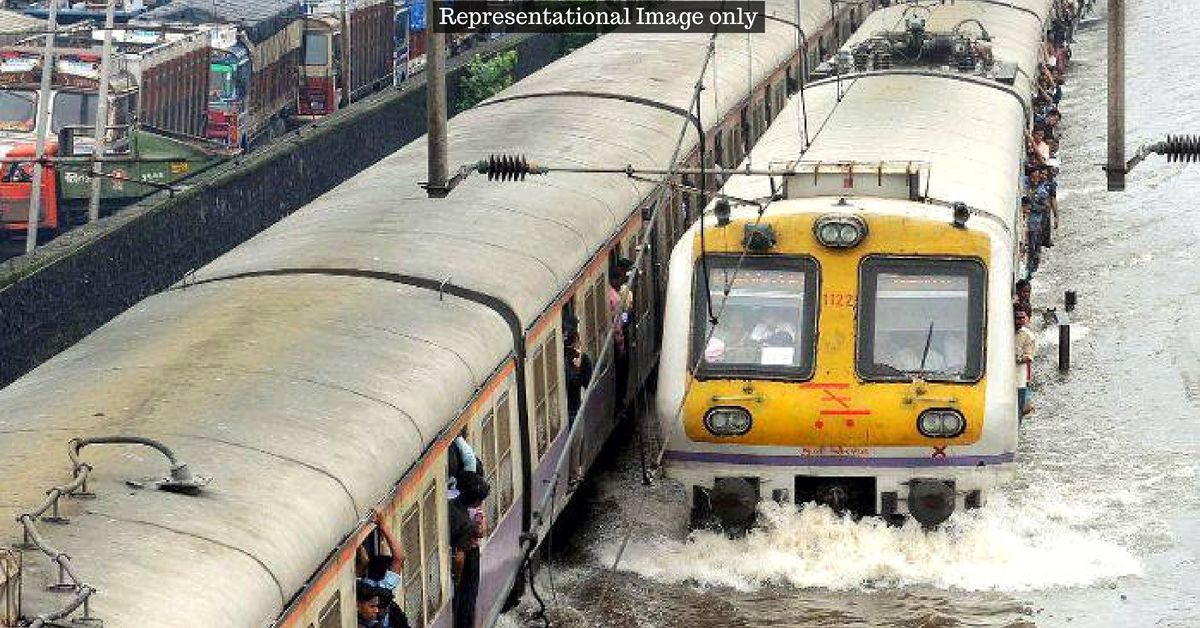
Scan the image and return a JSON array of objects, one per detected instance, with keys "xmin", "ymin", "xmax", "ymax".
[
  {"xmin": 654, "ymin": 0, "xmax": 1056, "ymax": 531},
  {"xmin": 656, "ymin": 166, "xmax": 1020, "ymax": 530}
]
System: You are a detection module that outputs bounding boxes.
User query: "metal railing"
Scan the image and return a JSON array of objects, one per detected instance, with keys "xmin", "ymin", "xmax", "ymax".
[{"xmin": 14, "ymin": 436, "xmax": 207, "ymax": 628}]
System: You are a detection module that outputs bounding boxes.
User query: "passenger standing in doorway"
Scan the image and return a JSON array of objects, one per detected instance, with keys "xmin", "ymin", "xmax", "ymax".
[
  {"xmin": 1015, "ymin": 309, "xmax": 1037, "ymax": 418},
  {"xmin": 450, "ymin": 472, "xmax": 490, "ymax": 628},
  {"xmin": 608, "ymin": 261, "xmax": 633, "ymax": 418},
  {"xmin": 564, "ymin": 327, "xmax": 593, "ymax": 484},
  {"xmin": 447, "ymin": 434, "xmax": 479, "ymax": 499}
]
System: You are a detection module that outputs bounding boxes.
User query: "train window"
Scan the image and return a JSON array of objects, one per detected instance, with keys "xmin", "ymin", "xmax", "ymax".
[
  {"xmin": 421, "ymin": 486, "xmax": 441, "ymax": 621},
  {"xmin": 400, "ymin": 507, "xmax": 424, "ymax": 626},
  {"xmin": 573, "ymin": 290, "xmax": 593, "ymax": 359},
  {"xmin": 588, "ymin": 276, "xmax": 606, "ymax": 360},
  {"xmin": 316, "ymin": 590, "xmax": 340, "ymax": 628},
  {"xmin": 856, "ymin": 257, "xmax": 986, "ymax": 383},
  {"xmin": 495, "ymin": 392, "xmax": 514, "ymax": 513},
  {"xmin": 531, "ymin": 345, "xmax": 549, "ymax": 456},
  {"xmin": 479, "ymin": 409, "xmax": 499, "ymax": 526},
  {"xmin": 692, "ymin": 255, "xmax": 819, "ymax": 380},
  {"xmin": 545, "ymin": 329, "xmax": 563, "ymax": 439}
]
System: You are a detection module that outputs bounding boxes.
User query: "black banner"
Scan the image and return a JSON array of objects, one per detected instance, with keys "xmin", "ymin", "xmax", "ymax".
[{"xmin": 431, "ymin": 1, "xmax": 767, "ymax": 34}]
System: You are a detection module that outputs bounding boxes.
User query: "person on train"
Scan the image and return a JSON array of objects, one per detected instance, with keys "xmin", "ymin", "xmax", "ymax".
[
  {"xmin": 563, "ymin": 326, "xmax": 593, "ymax": 485},
  {"xmin": 749, "ymin": 311, "xmax": 796, "ymax": 346},
  {"xmin": 447, "ymin": 434, "xmax": 479, "ymax": 499},
  {"xmin": 1023, "ymin": 194, "xmax": 1046, "ymax": 277},
  {"xmin": 704, "ymin": 310, "xmax": 751, "ymax": 363},
  {"xmin": 359, "ymin": 510, "xmax": 404, "ymax": 591},
  {"xmin": 608, "ymin": 261, "xmax": 634, "ymax": 418},
  {"xmin": 357, "ymin": 582, "xmax": 385, "ymax": 628},
  {"xmin": 1014, "ymin": 279, "xmax": 1034, "ymax": 320},
  {"xmin": 1015, "ymin": 308, "xmax": 1037, "ymax": 418},
  {"xmin": 449, "ymin": 472, "xmax": 490, "ymax": 628}
]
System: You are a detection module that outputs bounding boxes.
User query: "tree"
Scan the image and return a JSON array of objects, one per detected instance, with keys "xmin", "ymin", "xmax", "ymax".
[{"xmin": 456, "ymin": 51, "xmax": 518, "ymax": 112}]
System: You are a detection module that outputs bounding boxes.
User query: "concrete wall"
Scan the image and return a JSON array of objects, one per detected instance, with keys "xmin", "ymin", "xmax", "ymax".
[{"xmin": 0, "ymin": 33, "xmax": 568, "ymax": 387}]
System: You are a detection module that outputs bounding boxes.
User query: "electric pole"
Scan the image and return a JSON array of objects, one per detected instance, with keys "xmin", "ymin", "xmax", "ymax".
[
  {"xmin": 88, "ymin": 0, "xmax": 118, "ymax": 223},
  {"xmin": 25, "ymin": 0, "xmax": 59, "ymax": 254}
]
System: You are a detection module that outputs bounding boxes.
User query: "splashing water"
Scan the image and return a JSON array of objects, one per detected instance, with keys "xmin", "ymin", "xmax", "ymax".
[{"xmin": 607, "ymin": 498, "xmax": 1141, "ymax": 593}]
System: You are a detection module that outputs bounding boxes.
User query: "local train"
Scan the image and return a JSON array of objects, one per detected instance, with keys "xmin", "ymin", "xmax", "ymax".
[
  {"xmin": 0, "ymin": 1, "xmax": 876, "ymax": 627},
  {"xmin": 656, "ymin": 0, "xmax": 1064, "ymax": 529}
]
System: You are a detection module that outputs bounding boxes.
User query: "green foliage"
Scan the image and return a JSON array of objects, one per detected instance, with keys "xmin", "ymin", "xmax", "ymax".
[
  {"xmin": 456, "ymin": 51, "xmax": 518, "ymax": 112},
  {"xmin": 557, "ymin": 31, "xmax": 598, "ymax": 56}
]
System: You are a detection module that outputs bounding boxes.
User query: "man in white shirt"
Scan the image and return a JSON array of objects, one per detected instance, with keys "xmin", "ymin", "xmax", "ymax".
[{"xmin": 1015, "ymin": 309, "xmax": 1037, "ymax": 417}]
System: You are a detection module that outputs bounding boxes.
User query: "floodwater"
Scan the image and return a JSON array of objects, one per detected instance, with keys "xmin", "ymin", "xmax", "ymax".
[{"xmin": 506, "ymin": 2, "xmax": 1200, "ymax": 626}]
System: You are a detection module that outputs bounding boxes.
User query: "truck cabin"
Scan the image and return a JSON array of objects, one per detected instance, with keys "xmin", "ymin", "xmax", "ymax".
[
  {"xmin": 0, "ymin": 51, "xmax": 135, "ymax": 142},
  {"xmin": 298, "ymin": 16, "xmax": 342, "ymax": 119},
  {"xmin": 205, "ymin": 48, "xmax": 249, "ymax": 148}
]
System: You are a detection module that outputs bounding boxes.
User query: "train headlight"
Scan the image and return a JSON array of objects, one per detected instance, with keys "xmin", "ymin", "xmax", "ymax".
[
  {"xmin": 704, "ymin": 407, "xmax": 752, "ymax": 436},
  {"xmin": 917, "ymin": 409, "xmax": 966, "ymax": 438},
  {"xmin": 814, "ymin": 215, "xmax": 867, "ymax": 248}
]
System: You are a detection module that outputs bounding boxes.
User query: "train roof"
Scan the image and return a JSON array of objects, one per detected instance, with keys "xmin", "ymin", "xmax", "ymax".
[
  {"xmin": 193, "ymin": 0, "xmax": 829, "ymax": 328},
  {"xmin": 842, "ymin": 0, "xmax": 1054, "ymax": 100},
  {"xmin": 719, "ymin": 73, "xmax": 1025, "ymax": 233},
  {"xmin": 0, "ymin": 1, "xmax": 842, "ymax": 625},
  {"xmin": 716, "ymin": 0, "xmax": 1058, "ymax": 235},
  {"xmin": 137, "ymin": 0, "xmax": 303, "ymax": 44}
]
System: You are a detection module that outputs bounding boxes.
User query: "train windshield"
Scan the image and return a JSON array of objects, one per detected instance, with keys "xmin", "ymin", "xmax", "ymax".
[
  {"xmin": 0, "ymin": 91, "xmax": 36, "ymax": 133},
  {"xmin": 857, "ymin": 257, "xmax": 986, "ymax": 382},
  {"xmin": 693, "ymin": 255, "xmax": 818, "ymax": 379}
]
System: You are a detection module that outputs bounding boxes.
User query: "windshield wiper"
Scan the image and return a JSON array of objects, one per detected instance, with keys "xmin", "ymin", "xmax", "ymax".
[{"xmin": 917, "ymin": 321, "xmax": 935, "ymax": 377}]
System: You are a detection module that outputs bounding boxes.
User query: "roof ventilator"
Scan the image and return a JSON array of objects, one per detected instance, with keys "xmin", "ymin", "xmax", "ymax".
[{"xmin": 14, "ymin": 436, "xmax": 208, "ymax": 627}]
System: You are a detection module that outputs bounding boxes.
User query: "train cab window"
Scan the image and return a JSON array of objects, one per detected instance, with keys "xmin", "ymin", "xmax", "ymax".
[
  {"xmin": 692, "ymin": 255, "xmax": 819, "ymax": 380},
  {"xmin": 856, "ymin": 257, "xmax": 986, "ymax": 382}
]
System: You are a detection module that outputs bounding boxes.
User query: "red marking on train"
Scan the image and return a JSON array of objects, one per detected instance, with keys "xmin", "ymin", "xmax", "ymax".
[
  {"xmin": 815, "ymin": 420, "xmax": 824, "ymax": 429},
  {"xmin": 818, "ymin": 409, "xmax": 871, "ymax": 416},
  {"xmin": 800, "ymin": 383, "xmax": 850, "ymax": 389},
  {"xmin": 845, "ymin": 419, "xmax": 855, "ymax": 427},
  {"xmin": 819, "ymin": 388, "xmax": 852, "ymax": 409},
  {"xmin": 931, "ymin": 446, "xmax": 948, "ymax": 459}
]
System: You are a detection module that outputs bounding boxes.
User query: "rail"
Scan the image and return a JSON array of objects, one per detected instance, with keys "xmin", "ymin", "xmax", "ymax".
[{"xmin": 15, "ymin": 436, "xmax": 207, "ymax": 627}]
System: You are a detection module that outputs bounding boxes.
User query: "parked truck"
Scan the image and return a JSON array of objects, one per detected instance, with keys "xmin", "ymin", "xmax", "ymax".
[
  {"xmin": 135, "ymin": 0, "xmax": 305, "ymax": 151},
  {"xmin": 295, "ymin": 0, "xmax": 394, "ymax": 122},
  {"xmin": 0, "ymin": 27, "xmax": 227, "ymax": 236}
]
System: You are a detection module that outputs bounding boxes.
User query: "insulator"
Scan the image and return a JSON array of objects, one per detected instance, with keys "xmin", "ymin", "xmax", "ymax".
[
  {"xmin": 1163, "ymin": 135, "xmax": 1200, "ymax": 163},
  {"xmin": 477, "ymin": 154, "xmax": 546, "ymax": 181}
]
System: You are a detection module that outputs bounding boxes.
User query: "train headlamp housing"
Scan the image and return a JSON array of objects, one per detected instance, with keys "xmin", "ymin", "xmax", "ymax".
[
  {"xmin": 813, "ymin": 215, "xmax": 867, "ymax": 248},
  {"xmin": 917, "ymin": 409, "xmax": 966, "ymax": 438},
  {"xmin": 704, "ymin": 407, "xmax": 752, "ymax": 436}
]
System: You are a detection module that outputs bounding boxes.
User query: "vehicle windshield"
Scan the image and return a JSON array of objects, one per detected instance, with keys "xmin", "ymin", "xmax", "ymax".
[
  {"xmin": 0, "ymin": 91, "xmax": 36, "ymax": 133},
  {"xmin": 209, "ymin": 64, "xmax": 237, "ymax": 101},
  {"xmin": 303, "ymin": 31, "xmax": 330, "ymax": 66},
  {"xmin": 51, "ymin": 92, "xmax": 98, "ymax": 134},
  {"xmin": 693, "ymin": 255, "xmax": 818, "ymax": 379},
  {"xmin": 857, "ymin": 258, "xmax": 986, "ymax": 382}
]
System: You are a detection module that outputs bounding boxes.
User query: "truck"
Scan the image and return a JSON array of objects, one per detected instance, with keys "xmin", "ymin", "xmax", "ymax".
[
  {"xmin": 295, "ymin": 0, "xmax": 394, "ymax": 122},
  {"xmin": 21, "ymin": 0, "xmax": 149, "ymax": 25},
  {"xmin": 0, "ymin": 27, "xmax": 227, "ymax": 236},
  {"xmin": 135, "ymin": 0, "xmax": 305, "ymax": 151}
]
